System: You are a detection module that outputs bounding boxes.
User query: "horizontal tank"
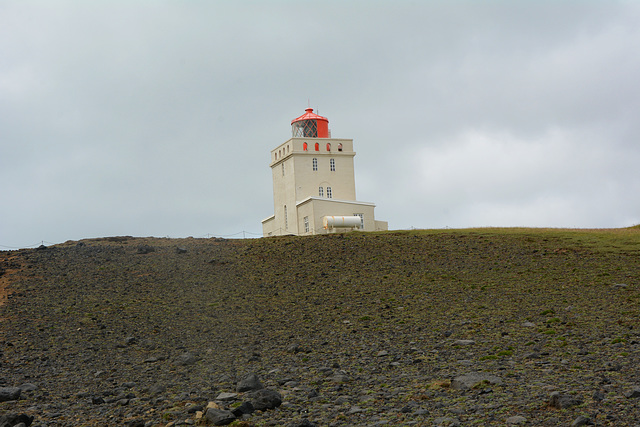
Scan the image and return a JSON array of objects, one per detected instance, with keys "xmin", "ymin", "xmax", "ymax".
[{"xmin": 323, "ymin": 216, "xmax": 362, "ymax": 229}]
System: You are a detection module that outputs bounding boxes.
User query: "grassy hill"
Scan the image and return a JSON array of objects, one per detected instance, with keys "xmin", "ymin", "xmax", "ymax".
[{"xmin": 1, "ymin": 227, "xmax": 639, "ymax": 426}]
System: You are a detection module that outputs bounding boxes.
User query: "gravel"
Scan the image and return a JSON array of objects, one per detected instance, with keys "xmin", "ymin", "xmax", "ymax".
[{"xmin": 1, "ymin": 230, "xmax": 639, "ymax": 426}]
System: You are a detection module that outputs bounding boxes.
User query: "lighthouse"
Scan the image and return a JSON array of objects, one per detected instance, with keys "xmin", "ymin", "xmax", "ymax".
[{"xmin": 261, "ymin": 107, "xmax": 387, "ymax": 236}]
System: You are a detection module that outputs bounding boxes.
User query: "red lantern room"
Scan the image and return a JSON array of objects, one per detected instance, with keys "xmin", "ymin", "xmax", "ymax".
[{"xmin": 291, "ymin": 108, "xmax": 329, "ymax": 138}]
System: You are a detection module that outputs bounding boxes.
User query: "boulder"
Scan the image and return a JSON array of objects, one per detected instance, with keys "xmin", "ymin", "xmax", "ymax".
[
  {"xmin": 0, "ymin": 413, "xmax": 34, "ymax": 427},
  {"xmin": 0, "ymin": 387, "xmax": 21, "ymax": 402},
  {"xmin": 231, "ymin": 401, "xmax": 255, "ymax": 417},
  {"xmin": 247, "ymin": 388, "xmax": 282, "ymax": 411},
  {"xmin": 204, "ymin": 408, "xmax": 236, "ymax": 426},
  {"xmin": 236, "ymin": 373, "xmax": 263, "ymax": 393}
]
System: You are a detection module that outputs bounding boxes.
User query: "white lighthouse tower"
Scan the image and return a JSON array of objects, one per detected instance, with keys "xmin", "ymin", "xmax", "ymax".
[{"xmin": 261, "ymin": 107, "xmax": 387, "ymax": 236}]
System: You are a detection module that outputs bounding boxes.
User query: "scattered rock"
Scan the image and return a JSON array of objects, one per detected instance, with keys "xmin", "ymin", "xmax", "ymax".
[
  {"xmin": 450, "ymin": 373, "xmax": 502, "ymax": 390},
  {"xmin": 215, "ymin": 392, "xmax": 238, "ymax": 401},
  {"xmin": 136, "ymin": 244, "xmax": 155, "ymax": 254},
  {"xmin": 17, "ymin": 383, "xmax": 37, "ymax": 392},
  {"xmin": 236, "ymin": 373, "xmax": 263, "ymax": 392},
  {"xmin": 331, "ymin": 373, "xmax": 350, "ymax": 383},
  {"xmin": 506, "ymin": 415, "xmax": 527, "ymax": 425},
  {"xmin": 247, "ymin": 388, "xmax": 282, "ymax": 411},
  {"xmin": 174, "ymin": 352, "xmax": 197, "ymax": 366},
  {"xmin": 0, "ymin": 413, "xmax": 34, "ymax": 427},
  {"xmin": 548, "ymin": 391, "xmax": 583, "ymax": 409},
  {"xmin": 453, "ymin": 339, "xmax": 475, "ymax": 346},
  {"xmin": 287, "ymin": 344, "xmax": 305, "ymax": 354},
  {"xmin": 204, "ymin": 408, "xmax": 236, "ymax": 426},
  {"xmin": 91, "ymin": 396, "xmax": 105, "ymax": 405},
  {"xmin": 148, "ymin": 384, "xmax": 166, "ymax": 395},
  {"xmin": 0, "ymin": 387, "xmax": 21, "ymax": 402},
  {"xmin": 231, "ymin": 401, "xmax": 254, "ymax": 417},
  {"xmin": 433, "ymin": 416, "xmax": 461, "ymax": 426},
  {"xmin": 376, "ymin": 350, "xmax": 389, "ymax": 357},
  {"xmin": 624, "ymin": 387, "xmax": 640, "ymax": 398},
  {"xmin": 288, "ymin": 420, "xmax": 317, "ymax": 427},
  {"xmin": 176, "ymin": 247, "xmax": 188, "ymax": 254},
  {"xmin": 570, "ymin": 415, "xmax": 591, "ymax": 427}
]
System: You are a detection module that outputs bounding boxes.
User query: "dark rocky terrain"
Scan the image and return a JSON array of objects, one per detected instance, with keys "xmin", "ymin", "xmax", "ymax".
[{"xmin": 1, "ymin": 228, "xmax": 640, "ymax": 426}]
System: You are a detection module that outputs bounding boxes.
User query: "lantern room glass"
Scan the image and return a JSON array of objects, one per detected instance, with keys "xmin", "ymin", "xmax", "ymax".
[{"xmin": 292, "ymin": 119, "xmax": 318, "ymax": 138}]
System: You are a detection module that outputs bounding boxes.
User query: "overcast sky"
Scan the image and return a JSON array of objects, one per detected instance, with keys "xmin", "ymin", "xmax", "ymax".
[{"xmin": 2, "ymin": 1, "xmax": 640, "ymax": 248}]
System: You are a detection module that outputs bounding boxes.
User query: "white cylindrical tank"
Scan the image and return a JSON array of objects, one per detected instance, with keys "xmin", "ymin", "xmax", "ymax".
[{"xmin": 323, "ymin": 216, "xmax": 362, "ymax": 229}]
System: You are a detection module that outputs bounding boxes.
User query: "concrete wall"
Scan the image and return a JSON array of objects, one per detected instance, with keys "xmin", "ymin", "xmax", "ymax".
[
  {"xmin": 264, "ymin": 137, "xmax": 387, "ymax": 236},
  {"xmin": 269, "ymin": 138, "xmax": 356, "ymax": 236}
]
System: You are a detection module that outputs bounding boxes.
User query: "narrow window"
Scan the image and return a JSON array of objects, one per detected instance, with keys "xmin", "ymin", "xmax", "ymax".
[
  {"xmin": 314, "ymin": 142, "xmax": 319, "ymax": 151},
  {"xmin": 303, "ymin": 142, "xmax": 308, "ymax": 151},
  {"xmin": 282, "ymin": 162, "xmax": 285, "ymax": 176},
  {"xmin": 330, "ymin": 158, "xmax": 335, "ymax": 171},
  {"xmin": 326, "ymin": 143, "xmax": 331, "ymax": 151},
  {"xmin": 327, "ymin": 187, "xmax": 332, "ymax": 198},
  {"xmin": 284, "ymin": 205, "xmax": 288, "ymax": 230},
  {"xmin": 318, "ymin": 186, "xmax": 323, "ymax": 197},
  {"xmin": 304, "ymin": 216, "xmax": 309, "ymax": 233},
  {"xmin": 312, "ymin": 158, "xmax": 318, "ymax": 171},
  {"xmin": 338, "ymin": 143, "xmax": 343, "ymax": 151}
]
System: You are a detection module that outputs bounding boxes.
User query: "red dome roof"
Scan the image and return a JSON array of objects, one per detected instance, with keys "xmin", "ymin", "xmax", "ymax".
[{"xmin": 291, "ymin": 108, "xmax": 329, "ymax": 125}]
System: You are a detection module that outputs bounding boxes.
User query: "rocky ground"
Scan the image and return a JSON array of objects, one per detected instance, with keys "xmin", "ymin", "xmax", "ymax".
[{"xmin": 1, "ymin": 229, "xmax": 640, "ymax": 426}]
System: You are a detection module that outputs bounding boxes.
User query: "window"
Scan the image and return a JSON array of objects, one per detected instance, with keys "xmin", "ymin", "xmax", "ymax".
[
  {"xmin": 303, "ymin": 142, "xmax": 308, "ymax": 151},
  {"xmin": 327, "ymin": 187, "xmax": 332, "ymax": 198},
  {"xmin": 282, "ymin": 162, "xmax": 285, "ymax": 176},
  {"xmin": 330, "ymin": 158, "xmax": 335, "ymax": 171},
  {"xmin": 338, "ymin": 143, "xmax": 343, "ymax": 151},
  {"xmin": 304, "ymin": 216, "xmax": 309, "ymax": 233},
  {"xmin": 318, "ymin": 186, "xmax": 323, "ymax": 197},
  {"xmin": 312, "ymin": 158, "xmax": 318, "ymax": 171},
  {"xmin": 354, "ymin": 213, "xmax": 364, "ymax": 229},
  {"xmin": 284, "ymin": 205, "xmax": 288, "ymax": 229},
  {"xmin": 314, "ymin": 142, "xmax": 319, "ymax": 151},
  {"xmin": 326, "ymin": 143, "xmax": 331, "ymax": 151}
]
